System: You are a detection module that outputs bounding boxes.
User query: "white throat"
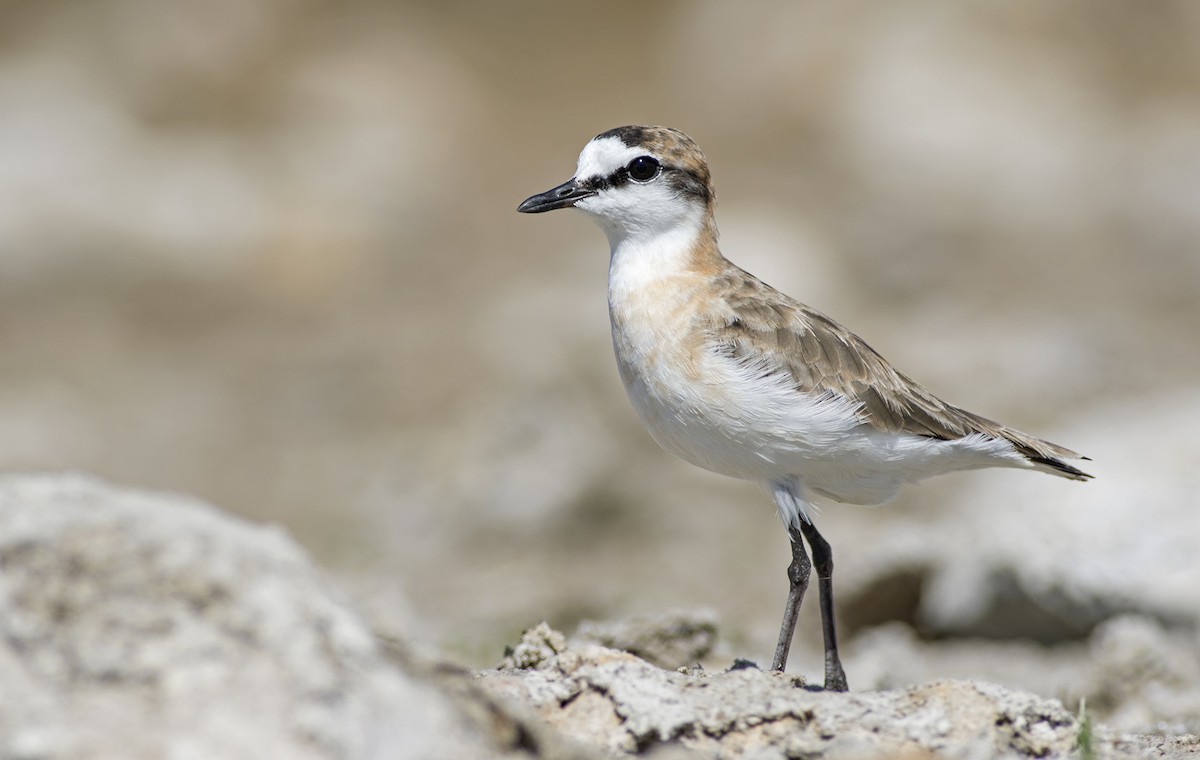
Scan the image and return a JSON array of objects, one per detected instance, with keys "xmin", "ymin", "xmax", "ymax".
[
  {"xmin": 593, "ymin": 203, "xmax": 706, "ymax": 255},
  {"xmin": 602, "ymin": 207, "xmax": 709, "ymax": 304}
]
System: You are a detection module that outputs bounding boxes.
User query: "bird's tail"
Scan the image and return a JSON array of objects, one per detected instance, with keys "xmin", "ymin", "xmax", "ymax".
[{"xmin": 1000, "ymin": 427, "xmax": 1093, "ymax": 481}]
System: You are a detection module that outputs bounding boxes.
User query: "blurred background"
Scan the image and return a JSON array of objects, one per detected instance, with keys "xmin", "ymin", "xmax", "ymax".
[{"xmin": 2, "ymin": 0, "xmax": 1198, "ymax": 722}]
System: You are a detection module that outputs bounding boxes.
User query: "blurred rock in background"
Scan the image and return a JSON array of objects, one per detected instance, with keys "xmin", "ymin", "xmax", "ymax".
[{"xmin": 1, "ymin": 0, "xmax": 1198, "ymax": 732}]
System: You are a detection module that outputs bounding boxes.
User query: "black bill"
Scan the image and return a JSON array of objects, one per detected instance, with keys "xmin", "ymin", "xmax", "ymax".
[{"xmin": 517, "ymin": 178, "xmax": 596, "ymax": 213}]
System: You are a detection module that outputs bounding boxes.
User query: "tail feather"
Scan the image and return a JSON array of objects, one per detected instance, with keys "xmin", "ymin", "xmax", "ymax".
[
  {"xmin": 999, "ymin": 428, "xmax": 1093, "ymax": 481},
  {"xmin": 955, "ymin": 407, "xmax": 1093, "ymax": 482},
  {"xmin": 1025, "ymin": 453, "xmax": 1093, "ymax": 481}
]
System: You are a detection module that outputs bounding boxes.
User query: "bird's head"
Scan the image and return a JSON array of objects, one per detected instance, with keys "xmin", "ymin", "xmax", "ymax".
[{"xmin": 518, "ymin": 125, "xmax": 714, "ymax": 248}]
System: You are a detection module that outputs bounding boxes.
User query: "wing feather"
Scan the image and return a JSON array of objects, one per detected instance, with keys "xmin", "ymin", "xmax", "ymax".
[{"xmin": 709, "ymin": 266, "xmax": 1091, "ymax": 480}]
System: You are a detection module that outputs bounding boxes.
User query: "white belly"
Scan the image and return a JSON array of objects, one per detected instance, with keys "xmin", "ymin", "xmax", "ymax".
[{"xmin": 610, "ymin": 313, "xmax": 1022, "ymax": 507}]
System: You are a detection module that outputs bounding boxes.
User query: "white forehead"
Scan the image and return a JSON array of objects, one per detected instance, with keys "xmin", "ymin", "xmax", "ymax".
[{"xmin": 574, "ymin": 136, "xmax": 646, "ymax": 181}]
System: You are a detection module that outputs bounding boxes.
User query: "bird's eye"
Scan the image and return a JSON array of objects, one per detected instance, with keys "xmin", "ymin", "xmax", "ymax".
[{"xmin": 627, "ymin": 156, "xmax": 661, "ymax": 182}]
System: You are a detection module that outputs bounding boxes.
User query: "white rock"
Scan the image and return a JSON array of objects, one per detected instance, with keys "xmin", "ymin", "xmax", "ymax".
[
  {"xmin": 481, "ymin": 624, "xmax": 1191, "ymax": 759},
  {"xmin": 0, "ymin": 474, "xmax": 502, "ymax": 760}
]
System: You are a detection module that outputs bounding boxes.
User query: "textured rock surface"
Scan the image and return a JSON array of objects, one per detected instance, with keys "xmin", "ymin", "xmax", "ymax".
[
  {"xmin": 573, "ymin": 610, "xmax": 719, "ymax": 671},
  {"xmin": 0, "ymin": 474, "xmax": 507, "ymax": 760},
  {"xmin": 4, "ymin": 473, "xmax": 1196, "ymax": 760},
  {"xmin": 480, "ymin": 625, "xmax": 1200, "ymax": 760},
  {"xmin": 846, "ymin": 615, "xmax": 1200, "ymax": 737}
]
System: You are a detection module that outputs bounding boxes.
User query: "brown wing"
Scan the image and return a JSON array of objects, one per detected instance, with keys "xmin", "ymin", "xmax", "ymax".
[{"xmin": 707, "ymin": 266, "xmax": 1091, "ymax": 480}]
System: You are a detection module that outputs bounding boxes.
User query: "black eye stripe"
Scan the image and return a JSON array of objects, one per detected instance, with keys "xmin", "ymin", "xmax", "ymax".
[
  {"xmin": 582, "ymin": 164, "xmax": 711, "ymax": 204},
  {"xmin": 582, "ymin": 169, "xmax": 630, "ymax": 193}
]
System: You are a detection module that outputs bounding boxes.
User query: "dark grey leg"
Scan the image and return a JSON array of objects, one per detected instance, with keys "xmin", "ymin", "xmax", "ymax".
[
  {"xmin": 770, "ymin": 524, "xmax": 811, "ymax": 672},
  {"xmin": 799, "ymin": 519, "xmax": 848, "ymax": 692}
]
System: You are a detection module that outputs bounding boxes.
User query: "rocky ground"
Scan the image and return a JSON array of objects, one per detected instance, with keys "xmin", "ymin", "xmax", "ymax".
[{"xmin": 1, "ymin": 474, "xmax": 1196, "ymax": 759}]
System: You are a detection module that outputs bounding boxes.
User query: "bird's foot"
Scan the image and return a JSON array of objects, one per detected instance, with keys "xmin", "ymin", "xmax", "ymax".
[{"xmin": 823, "ymin": 657, "xmax": 848, "ymax": 692}]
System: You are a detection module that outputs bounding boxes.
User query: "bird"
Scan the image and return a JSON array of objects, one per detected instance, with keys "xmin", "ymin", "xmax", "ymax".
[{"xmin": 516, "ymin": 125, "xmax": 1091, "ymax": 692}]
